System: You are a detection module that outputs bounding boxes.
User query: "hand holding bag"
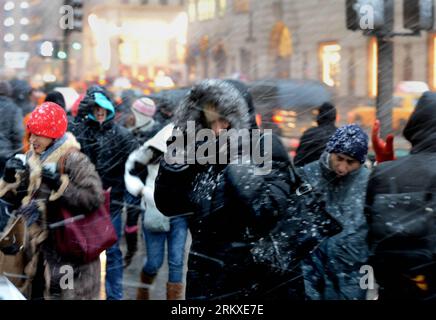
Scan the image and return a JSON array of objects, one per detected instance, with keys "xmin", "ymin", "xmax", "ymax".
[
  {"xmin": 0, "ymin": 216, "xmax": 27, "ymax": 288},
  {"xmin": 51, "ymin": 149, "xmax": 117, "ymax": 264},
  {"xmin": 250, "ymin": 164, "xmax": 343, "ymax": 273}
]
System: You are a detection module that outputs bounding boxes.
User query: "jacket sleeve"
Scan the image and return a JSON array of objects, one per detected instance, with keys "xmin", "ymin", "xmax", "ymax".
[
  {"xmin": 154, "ymin": 160, "xmax": 196, "ymax": 217},
  {"xmin": 293, "ymin": 129, "xmax": 312, "ymax": 167},
  {"xmin": 224, "ymin": 134, "xmax": 292, "ymax": 227},
  {"xmin": 61, "ymin": 151, "xmax": 105, "ymax": 214},
  {"xmin": 124, "ymin": 145, "xmax": 153, "ymax": 197}
]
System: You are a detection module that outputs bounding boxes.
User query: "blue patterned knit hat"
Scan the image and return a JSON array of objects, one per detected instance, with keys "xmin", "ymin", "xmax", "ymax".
[{"xmin": 326, "ymin": 124, "xmax": 369, "ymax": 164}]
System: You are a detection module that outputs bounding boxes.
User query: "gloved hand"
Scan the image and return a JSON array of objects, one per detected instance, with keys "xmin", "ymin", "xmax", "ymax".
[
  {"xmin": 41, "ymin": 167, "xmax": 62, "ymax": 191},
  {"xmin": 372, "ymin": 120, "xmax": 396, "ymax": 163},
  {"xmin": 3, "ymin": 157, "xmax": 26, "ymax": 183},
  {"xmin": 124, "ymin": 225, "xmax": 138, "ymax": 268}
]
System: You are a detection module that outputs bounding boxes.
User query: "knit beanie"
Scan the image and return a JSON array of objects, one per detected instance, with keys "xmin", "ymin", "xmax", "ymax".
[
  {"xmin": 326, "ymin": 124, "xmax": 369, "ymax": 164},
  {"xmin": 132, "ymin": 97, "xmax": 156, "ymax": 128},
  {"xmin": 27, "ymin": 102, "xmax": 68, "ymax": 139}
]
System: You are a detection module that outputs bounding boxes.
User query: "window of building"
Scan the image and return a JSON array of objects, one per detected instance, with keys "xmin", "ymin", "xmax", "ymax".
[
  {"xmin": 218, "ymin": 0, "xmax": 226, "ymax": 17},
  {"xmin": 240, "ymin": 48, "xmax": 251, "ymax": 79},
  {"xmin": 403, "ymin": 44, "xmax": 413, "ymax": 81},
  {"xmin": 368, "ymin": 37, "xmax": 378, "ymax": 97},
  {"xmin": 319, "ymin": 42, "xmax": 341, "ymax": 87},
  {"xmin": 197, "ymin": 0, "xmax": 216, "ymax": 21},
  {"xmin": 270, "ymin": 22, "xmax": 292, "ymax": 79},
  {"xmin": 234, "ymin": 0, "xmax": 249, "ymax": 13},
  {"xmin": 348, "ymin": 48, "xmax": 356, "ymax": 96},
  {"xmin": 429, "ymin": 33, "xmax": 436, "ymax": 90},
  {"xmin": 159, "ymin": 0, "xmax": 169, "ymax": 5},
  {"xmin": 188, "ymin": 0, "xmax": 197, "ymax": 22},
  {"xmin": 213, "ymin": 43, "xmax": 227, "ymax": 78}
]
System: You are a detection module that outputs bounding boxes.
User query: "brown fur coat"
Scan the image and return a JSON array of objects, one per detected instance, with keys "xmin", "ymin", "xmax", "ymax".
[{"xmin": 0, "ymin": 133, "xmax": 104, "ymax": 299}]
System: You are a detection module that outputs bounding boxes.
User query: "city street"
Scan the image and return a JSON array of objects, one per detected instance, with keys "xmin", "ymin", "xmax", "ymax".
[{"xmin": 1, "ymin": 0, "xmax": 435, "ymax": 303}]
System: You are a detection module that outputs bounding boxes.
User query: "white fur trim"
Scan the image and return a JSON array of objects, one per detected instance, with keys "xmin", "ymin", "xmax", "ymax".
[{"xmin": 124, "ymin": 170, "xmax": 144, "ymax": 197}]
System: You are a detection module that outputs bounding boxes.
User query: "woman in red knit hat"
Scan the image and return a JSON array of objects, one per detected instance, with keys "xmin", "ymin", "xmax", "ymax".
[{"xmin": 0, "ymin": 102, "xmax": 104, "ymax": 300}]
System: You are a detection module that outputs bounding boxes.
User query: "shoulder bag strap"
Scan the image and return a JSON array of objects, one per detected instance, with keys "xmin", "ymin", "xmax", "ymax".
[{"xmin": 58, "ymin": 148, "xmax": 80, "ymax": 175}]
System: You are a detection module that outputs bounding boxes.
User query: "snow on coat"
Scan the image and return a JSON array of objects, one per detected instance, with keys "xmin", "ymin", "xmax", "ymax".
[
  {"xmin": 155, "ymin": 79, "xmax": 304, "ymax": 300},
  {"xmin": 301, "ymin": 152, "xmax": 370, "ymax": 300}
]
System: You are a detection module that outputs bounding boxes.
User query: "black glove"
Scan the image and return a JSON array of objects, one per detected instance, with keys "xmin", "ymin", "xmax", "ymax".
[
  {"xmin": 3, "ymin": 157, "xmax": 26, "ymax": 183},
  {"xmin": 124, "ymin": 229, "xmax": 138, "ymax": 268},
  {"xmin": 41, "ymin": 167, "xmax": 62, "ymax": 191},
  {"xmin": 130, "ymin": 161, "xmax": 148, "ymax": 182}
]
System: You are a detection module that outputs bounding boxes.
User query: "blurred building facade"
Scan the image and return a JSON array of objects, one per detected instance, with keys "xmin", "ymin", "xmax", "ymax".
[
  {"xmin": 184, "ymin": 0, "xmax": 436, "ymax": 105},
  {"xmin": 1, "ymin": 0, "xmax": 187, "ymax": 91},
  {"xmin": 82, "ymin": 0, "xmax": 187, "ymax": 90}
]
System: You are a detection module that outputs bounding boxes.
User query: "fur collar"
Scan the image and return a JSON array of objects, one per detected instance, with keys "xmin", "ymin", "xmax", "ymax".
[
  {"xmin": 174, "ymin": 79, "xmax": 251, "ymax": 132},
  {"xmin": 22, "ymin": 133, "xmax": 81, "ymax": 205}
]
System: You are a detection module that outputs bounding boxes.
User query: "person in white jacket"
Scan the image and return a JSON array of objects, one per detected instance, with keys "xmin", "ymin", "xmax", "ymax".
[{"xmin": 125, "ymin": 123, "xmax": 189, "ymax": 300}]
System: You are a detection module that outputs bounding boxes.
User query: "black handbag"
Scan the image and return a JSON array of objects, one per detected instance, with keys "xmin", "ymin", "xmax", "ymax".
[{"xmin": 250, "ymin": 164, "xmax": 343, "ymax": 273}]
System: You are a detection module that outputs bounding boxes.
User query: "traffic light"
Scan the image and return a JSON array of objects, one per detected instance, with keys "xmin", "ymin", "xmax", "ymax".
[
  {"xmin": 403, "ymin": 0, "xmax": 434, "ymax": 31},
  {"xmin": 37, "ymin": 40, "xmax": 67, "ymax": 59},
  {"xmin": 346, "ymin": 0, "xmax": 394, "ymax": 33}
]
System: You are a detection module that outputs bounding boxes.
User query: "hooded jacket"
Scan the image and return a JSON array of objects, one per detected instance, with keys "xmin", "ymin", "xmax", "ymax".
[
  {"xmin": 154, "ymin": 79, "xmax": 303, "ymax": 300},
  {"xmin": 366, "ymin": 91, "xmax": 436, "ymax": 300},
  {"xmin": 125, "ymin": 123, "xmax": 174, "ymax": 232},
  {"xmin": 301, "ymin": 152, "xmax": 369, "ymax": 300},
  {"xmin": 0, "ymin": 95, "xmax": 24, "ymax": 162},
  {"xmin": 69, "ymin": 87, "xmax": 139, "ymax": 208}
]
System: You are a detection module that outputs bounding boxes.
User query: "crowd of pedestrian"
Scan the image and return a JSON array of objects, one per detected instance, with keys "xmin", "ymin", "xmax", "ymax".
[{"xmin": 0, "ymin": 77, "xmax": 435, "ymax": 301}]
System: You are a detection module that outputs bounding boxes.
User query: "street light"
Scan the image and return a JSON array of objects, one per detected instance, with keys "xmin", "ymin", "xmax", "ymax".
[
  {"xmin": 57, "ymin": 51, "xmax": 67, "ymax": 59},
  {"xmin": 4, "ymin": 33, "xmax": 15, "ymax": 43},
  {"xmin": 72, "ymin": 42, "xmax": 82, "ymax": 50},
  {"xmin": 4, "ymin": 1, "xmax": 15, "ymax": 11},
  {"xmin": 20, "ymin": 2, "xmax": 30, "ymax": 9},
  {"xmin": 20, "ymin": 34, "xmax": 29, "ymax": 41},
  {"xmin": 3, "ymin": 17, "xmax": 15, "ymax": 27},
  {"xmin": 20, "ymin": 17, "xmax": 29, "ymax": 25}
]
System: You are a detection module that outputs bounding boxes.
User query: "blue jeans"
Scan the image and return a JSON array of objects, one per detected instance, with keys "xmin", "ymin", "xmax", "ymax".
[
  {"xmin": 105, "ymin": 205, "xmax": 123, "ymax": 300},
  {"xmin": 143, "ymin": 216, "xmax": 188, "ymax": 283}
]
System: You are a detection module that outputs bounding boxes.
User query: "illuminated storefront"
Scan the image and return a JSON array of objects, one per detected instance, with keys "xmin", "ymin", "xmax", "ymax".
[{"xmin": 83, "ymin": 4, "xmax": 187, "ymax": 89}]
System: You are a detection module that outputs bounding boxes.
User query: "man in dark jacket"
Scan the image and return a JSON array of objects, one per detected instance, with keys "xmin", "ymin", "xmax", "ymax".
[
  {"xmin": 155, "ymin": 79, "xmax": 304, "ymax": 300},
  {"xmin": 0, "ymin": 81, "xmax": 24, "ymax": 175},
  {"xmin": 366, "ymin": 91, "xmax": 436, "ymax": 300},
  {"xmin": 69, "ymin": 85, "xmax": 139, "ymax": 300},
  {"xmin": 301, "ymin": 124, "xmax": 370, "ymax": 300},
  {"xmin": 294, "ymin": 102, "xmax": 337, "ymax": 167},
  {"xmin": 9, "ymin": 79, "xmax": 33, "ymax": 116}
]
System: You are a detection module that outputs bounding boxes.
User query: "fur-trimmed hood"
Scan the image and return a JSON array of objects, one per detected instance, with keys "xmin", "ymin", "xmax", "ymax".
[{"xmin": 174, "ymin": 79, "xmax": 251, "ymax": 132}]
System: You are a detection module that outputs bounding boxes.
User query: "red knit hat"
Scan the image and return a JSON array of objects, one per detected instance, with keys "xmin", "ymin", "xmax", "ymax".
[{"xmin": 27, "ymin": 102, "xmax": 68, "ymax": 139}]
